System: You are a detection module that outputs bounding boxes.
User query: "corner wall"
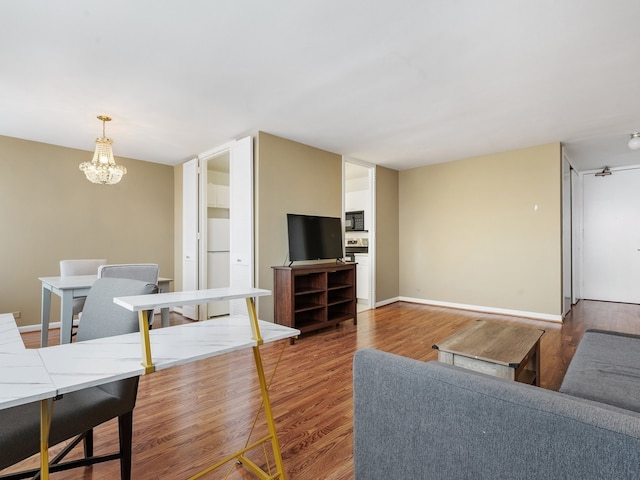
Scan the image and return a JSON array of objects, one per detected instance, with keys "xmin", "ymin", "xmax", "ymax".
[
  {"xmin": 375, "ymin": 166, "xmax": 400, "ymax": 303},
  {"xmin": 255, "ymin": 132, "xmax": 343, "ymax": 321},
  {"xmin": 398, "ymin": 143, "xmax": 562, "ymax": 318}
]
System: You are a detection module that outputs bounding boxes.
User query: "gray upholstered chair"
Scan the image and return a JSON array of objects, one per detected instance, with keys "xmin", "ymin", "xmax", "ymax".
[
  {"xmin": 59, "ymin": 258, "xmax": 107, "ymax": 317},
  {"xmin": 98, "ymin": 264, "xmax": 159, "ymax": 328},
  {"xmin": 0, "ymin": 277, "xmax": 158, "ymax": 480}
]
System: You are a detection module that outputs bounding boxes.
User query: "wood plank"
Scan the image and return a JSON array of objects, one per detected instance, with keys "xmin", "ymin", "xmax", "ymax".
[{"xmin": 7, "ymin": 299, "xmax": 640, "ymax": 479}]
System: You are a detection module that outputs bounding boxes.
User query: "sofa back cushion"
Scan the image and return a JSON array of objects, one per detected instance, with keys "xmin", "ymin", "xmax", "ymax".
[{"xmin": 353, "ymin": 348, "xmax": 640, "ymax": 480}]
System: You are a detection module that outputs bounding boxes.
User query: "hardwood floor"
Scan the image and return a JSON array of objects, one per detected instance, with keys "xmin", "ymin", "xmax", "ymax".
[{"xmin": 7, "ymin": 300, "xmax": 640, "ymax": 479}]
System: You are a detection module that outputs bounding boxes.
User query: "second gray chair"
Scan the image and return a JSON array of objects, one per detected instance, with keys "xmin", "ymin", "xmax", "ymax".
[
  {"xmin": 98, "ymin": 264, "xmax": 159, "ymax": 328},
  {"xmin": 0, "ymin": 277, "xmax": 158, "ymax": 480}
]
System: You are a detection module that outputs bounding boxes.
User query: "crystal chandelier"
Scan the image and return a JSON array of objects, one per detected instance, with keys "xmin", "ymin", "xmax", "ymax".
[{"xmin": 79, "ymin": 115, "xmax": 127, "ymax": 185}]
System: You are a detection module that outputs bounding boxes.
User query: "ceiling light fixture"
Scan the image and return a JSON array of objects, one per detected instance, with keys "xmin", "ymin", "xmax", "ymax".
[
  {"xmin": 79, "ymin": 115, "xmax": 127, "ymax": 185},
  {"xmin": 628, "ymin": 132, "xmax": 640, "ymax": 150},
  {"xmin": 595, "ymin": 166, "xmax": 612, "ymax": 177}
]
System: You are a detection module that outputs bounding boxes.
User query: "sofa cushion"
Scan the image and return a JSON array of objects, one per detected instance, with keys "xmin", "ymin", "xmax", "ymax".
[{"xmin": 560, "ymin": 329, "xmax": 640, "ymax": 413}]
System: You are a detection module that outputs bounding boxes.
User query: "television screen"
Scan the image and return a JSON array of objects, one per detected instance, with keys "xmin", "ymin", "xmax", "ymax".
[{"xmin": 287, "ymin": 214, "xmax": 343, "ymax": 262}]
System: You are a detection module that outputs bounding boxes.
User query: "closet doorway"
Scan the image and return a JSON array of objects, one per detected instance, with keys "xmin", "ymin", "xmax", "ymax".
[{"xmin": 182, "ymin": 137, "xmax": 254, "ymax": 320}]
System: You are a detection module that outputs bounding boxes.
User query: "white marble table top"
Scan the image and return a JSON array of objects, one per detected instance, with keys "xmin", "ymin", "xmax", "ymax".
[
  {"xmin": 114, "ymin": 287, "xmax": 271, "ymax": 311},
  {"xmin": 0, "ymin": 312, "xmax": 26, "ymax": 352},
  {"xmin": 38, "ymin": 315, "xmax": 297, "ymax": 395},
  {"xmin": 0, "ymin": 313, "xmax": 57, "ymax": 408},
  {"xmin": 1, "ymin": 310, "xmax": 299, "ymax": 409}
]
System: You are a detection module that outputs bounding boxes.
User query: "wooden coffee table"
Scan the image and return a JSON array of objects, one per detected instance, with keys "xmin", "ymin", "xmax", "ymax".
[{"xmin": 433, "ymin": 320, "xmax": 544, "ymax": 385}]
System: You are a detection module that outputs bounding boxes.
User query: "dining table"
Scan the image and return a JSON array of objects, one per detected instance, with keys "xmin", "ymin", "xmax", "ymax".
[
  {"xmin": 39, "ymin": 275, "xmax": 173, "ymax": 347},
  {"xmin": 1, "ymin": 286, "xmax": 299, "ymax": 480}
]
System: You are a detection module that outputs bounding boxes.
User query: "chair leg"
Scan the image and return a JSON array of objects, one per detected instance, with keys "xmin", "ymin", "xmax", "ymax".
[
  {"xmin": 83, "ymin": 428, "xmax": 94, "ymax": 457},
  {"xmin": 118, "ymin": 411, "xmax": 134, "ymax": 480}
]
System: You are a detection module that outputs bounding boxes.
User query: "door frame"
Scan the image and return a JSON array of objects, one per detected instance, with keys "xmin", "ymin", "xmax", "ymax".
[
  {"xmin": 343, "ymin": 157, "xmax": 376, "ymax": 310},
  {"xmin": 182, "ymin": 137, "xmax": 254, "ymax": 321}
]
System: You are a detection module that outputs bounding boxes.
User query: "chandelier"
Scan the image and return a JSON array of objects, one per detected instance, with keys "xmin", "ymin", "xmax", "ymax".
[{"xmin": 79, "ymin": 115, "xmax": 127, "ymax": 185}]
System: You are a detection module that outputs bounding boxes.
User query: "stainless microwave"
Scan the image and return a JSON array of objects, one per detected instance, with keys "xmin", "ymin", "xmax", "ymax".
[{"xmin": 345, "ymin": 210, "xmax": 365, "ymax": 231}]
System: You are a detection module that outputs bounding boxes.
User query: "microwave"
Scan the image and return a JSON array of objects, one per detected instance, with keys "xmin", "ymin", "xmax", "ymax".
[{"xmin": 345, "ymin": 210, "xmax": 365, "ymax": 231}]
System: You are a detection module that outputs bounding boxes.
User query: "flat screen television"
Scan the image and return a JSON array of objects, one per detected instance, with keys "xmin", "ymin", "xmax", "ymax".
[{"xmin": 287, "ymin": 213, "xmax": 344, "ymax": 264}]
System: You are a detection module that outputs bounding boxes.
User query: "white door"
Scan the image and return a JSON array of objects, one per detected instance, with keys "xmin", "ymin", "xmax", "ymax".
[
  {"xmin": 583, "ymin": 167, "xmax": 640, "ymax": 303},
  {"xmin": 229, "ymin": 136, "xmax": 254, "ymax": 314},
  {"xmin": 182, "ymin": 158, "xmax": 199, "ymax": 320}
]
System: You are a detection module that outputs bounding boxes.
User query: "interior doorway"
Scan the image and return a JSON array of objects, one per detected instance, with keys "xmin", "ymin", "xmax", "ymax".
[
  {"xmin": 182, "ymin": 137, "xmax": 254, "ymax": 320},
  {"xmin": 344, "ymin": 159, "xmax": 376, "ymax": 312},
  {"xmin": 203, "ymin": 152, "xmax": 230, "ymax": 318}
]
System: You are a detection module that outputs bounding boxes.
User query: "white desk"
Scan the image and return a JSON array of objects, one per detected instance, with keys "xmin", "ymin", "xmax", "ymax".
[
  {"xmin": 1, "ymin": 287, "xmax": 299, "ymax": 480},
  {"xmin": 39, "ymin": 275, "xmax": 173, "ymax": 347},
  {"xmin": 0, "ymin": 314, "xmax": 56, "ymax": 408}
]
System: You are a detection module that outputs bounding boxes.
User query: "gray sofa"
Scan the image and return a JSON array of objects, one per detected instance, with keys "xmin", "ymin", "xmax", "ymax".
[{"xmin": 353, "ymin": 329, "xmax": 640, "ymax": 479}]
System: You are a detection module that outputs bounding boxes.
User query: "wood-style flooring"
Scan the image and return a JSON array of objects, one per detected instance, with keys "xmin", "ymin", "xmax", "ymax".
[{"xmin": 6, "ymin": 299, "xmax": 640, "ymax": 479}]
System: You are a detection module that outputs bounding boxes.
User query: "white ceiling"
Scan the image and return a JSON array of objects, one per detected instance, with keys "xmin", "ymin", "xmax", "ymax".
[{"xmin": 2, "ymin": 1, "xmax": 640, "ymax": 172}]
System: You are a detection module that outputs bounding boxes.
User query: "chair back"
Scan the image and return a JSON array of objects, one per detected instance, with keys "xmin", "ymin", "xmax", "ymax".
[
  {"xmin": 76, "ymin": 277, "xmax": 158, "ymax": 342},
  {"xmin": 60, "ymin": 258, "xmax": 107, "ymax": 276},
  {"xmin": 60, "ymin": 259, "xmax": 108, "ymax": 318},
  {"xmin": 98, "ymin": 263, "xmax": 159, "ymax": 284}
]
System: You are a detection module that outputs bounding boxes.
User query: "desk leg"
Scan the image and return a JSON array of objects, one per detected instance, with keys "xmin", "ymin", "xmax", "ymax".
[
  {"xmin": 250, "ymin": 345, "xmax": 286, "ymax": 479},
  {"xmin": 243, "ymin": 297, "xmax": 285, "ymax": 479},
  {"xmin": 40, "ymin": 398, "xmax": 53, "ymax": 480},
  {"xmin": 246, "ymin": 297, "xmax": 263, "ymax": 345},
  {"xmin": 60, "ymin": 291, "xmax": 74, "ymax": 344},
  {"xmin": 161, "ymin": 307, "xmax": 170, "ymax": 328},
  {"xmin": 189, "ymin": 298, "xmax": 287, "ymax": 480},
  {"xmin": 41, "ymin": 286, "xmax": 52, "ymax": 347},
  {"xmin": 138, "ymin": 311, "xmax": 155, "ymax": 374}
]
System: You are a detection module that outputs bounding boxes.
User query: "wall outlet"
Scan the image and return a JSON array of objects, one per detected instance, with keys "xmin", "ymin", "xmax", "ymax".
[{"xmin": 12, "ymin": 311, "xmax": 21, "ymax": 319}]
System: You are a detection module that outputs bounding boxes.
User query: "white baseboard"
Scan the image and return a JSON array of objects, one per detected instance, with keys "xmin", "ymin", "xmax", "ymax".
[
  {"xmin": 18, "ymin": 323, "xmax": 50, "ymax": 334},
  {"xmin": 394, "ymin": 296, "xmax": 563, "ymax": 323},
  {"xmin": 375, "ymin": 296, "xmax": 401, "ymax": 308}
]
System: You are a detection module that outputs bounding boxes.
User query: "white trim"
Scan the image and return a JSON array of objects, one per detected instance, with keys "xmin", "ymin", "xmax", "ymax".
[
  {"xmin": 375, "ymin": 296, "xmax": 400, "ymax": 308},
  {"xmin": 18, "ymin": 323, "xmax": 50, "ymax": 333},
  {"xmin": 343, "ymin": 156, "xmax": 377, "ymax": 310},
  {"xmin": 398, "ymin": 296, "xmax": 563, "ymax": 323}
]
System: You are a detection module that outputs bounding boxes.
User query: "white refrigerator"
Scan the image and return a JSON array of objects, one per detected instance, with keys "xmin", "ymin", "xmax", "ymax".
[{"xmin": 207, "ymin": 218, "xmax": 230, "ymax": 317}]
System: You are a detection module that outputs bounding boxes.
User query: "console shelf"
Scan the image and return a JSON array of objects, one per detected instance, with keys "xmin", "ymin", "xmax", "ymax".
[{"xmin": 273, "ymin": 263, "xmax": 357, "ymax": 343}]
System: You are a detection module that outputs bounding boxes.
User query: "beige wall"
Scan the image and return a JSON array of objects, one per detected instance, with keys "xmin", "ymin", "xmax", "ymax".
[
  {"xmin": 0, "ymin": 135, "xmax": 174, "ymax": 328},
  {"xmin": 255, "ymin": 132, "xmax": 342, "ymax": 321},
  {"xmin": 399, "ymin": 143, "xmax": 562, "ymax": 316},
  {"xmin": 374, "ymin": 166, "xmax": 400, "ymax": 302}
]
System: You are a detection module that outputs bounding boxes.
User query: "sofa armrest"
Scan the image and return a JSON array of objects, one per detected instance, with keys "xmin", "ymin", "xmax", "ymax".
[{"xmin": 353, "ymin": 348, "xmax": 640, "ymax": 480}]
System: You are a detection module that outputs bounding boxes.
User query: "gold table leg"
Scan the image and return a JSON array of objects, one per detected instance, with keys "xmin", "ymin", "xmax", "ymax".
[
  {"xmin": 189, "ymin": 297, "xmax": 287, "ymax": 480},
  {"xmin": 39, "ymin": 398, "xmax": 53, "ymax": 480},
  {"xmin": 138, "ymin": 310, "xmax": 155, "ymax": 374}
]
